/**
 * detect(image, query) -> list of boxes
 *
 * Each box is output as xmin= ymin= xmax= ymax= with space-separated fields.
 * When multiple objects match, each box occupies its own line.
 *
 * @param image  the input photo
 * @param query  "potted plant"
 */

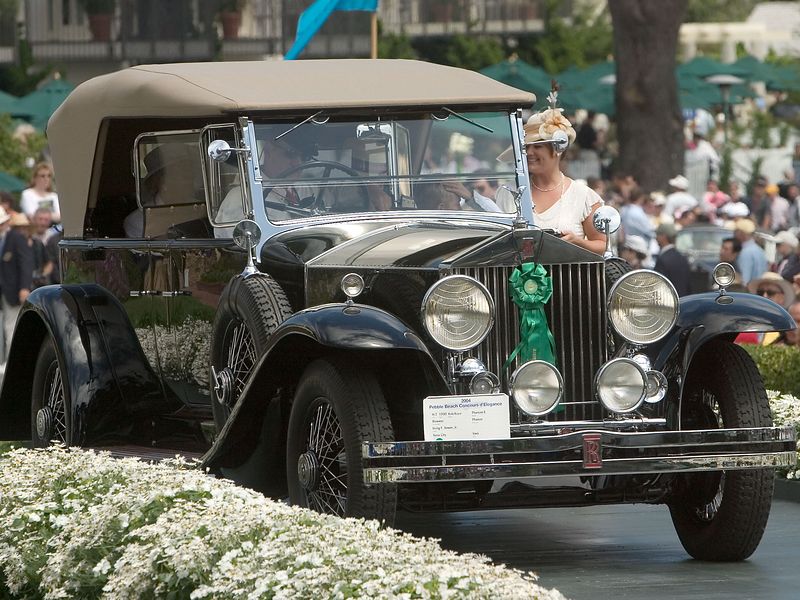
xmin=429 ymin=0 xmax=459 ymax=23
xmin=77 ymin=0 xmax=115 ymax=42
xmin=218 ymin=0 xmax=246 ymax=40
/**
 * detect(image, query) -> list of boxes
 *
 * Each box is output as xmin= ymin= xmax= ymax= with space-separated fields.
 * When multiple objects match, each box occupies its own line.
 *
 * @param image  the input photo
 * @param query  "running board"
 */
xmin=87 ymin=445 xmax=205 ymax=464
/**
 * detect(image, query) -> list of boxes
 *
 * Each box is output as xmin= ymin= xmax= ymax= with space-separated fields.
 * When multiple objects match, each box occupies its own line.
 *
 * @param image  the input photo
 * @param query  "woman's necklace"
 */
xmin=531 ymin=172 xmax=564 ymax=192
xmin=533 ymin=174 xmax=567 ymax=231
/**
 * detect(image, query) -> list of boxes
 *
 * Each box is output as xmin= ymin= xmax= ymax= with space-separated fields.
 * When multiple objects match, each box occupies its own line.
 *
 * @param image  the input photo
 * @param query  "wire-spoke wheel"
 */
xmin=32 ymin=337 xmax=71 ymax=447
xmin=297 ymin=399 xmax=348 ymax=516
xmin=226 ymin=321 xmax=258 ymax=399
xmin=287 ymin=357 xmax=397 ymax=525
xmin=210 ymin=275 xmax=291 ymax=430
xmin=668 ymin=340 xmax=775 ymax=561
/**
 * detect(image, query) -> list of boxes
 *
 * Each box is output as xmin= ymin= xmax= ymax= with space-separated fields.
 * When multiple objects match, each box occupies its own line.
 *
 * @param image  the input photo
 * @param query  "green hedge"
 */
xmin=744 ymin=344 xmax=800 ymax=397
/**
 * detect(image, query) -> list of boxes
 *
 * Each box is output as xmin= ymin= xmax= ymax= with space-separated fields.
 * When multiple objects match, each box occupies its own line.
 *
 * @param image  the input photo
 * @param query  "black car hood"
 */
xmin=268 ymin=218 xmax=602 ymax=271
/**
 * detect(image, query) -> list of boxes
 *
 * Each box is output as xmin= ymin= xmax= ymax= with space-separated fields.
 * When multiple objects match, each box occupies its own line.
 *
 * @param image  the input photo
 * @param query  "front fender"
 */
xmin=204 ymin=303 xmax=445 ymax=470
xmin=651 ymin=291 xmax=794 ymax=375
xmin=269 ymin=302 xmax=433 ymax=352
xmin=0 ymin=284 xmax=164 ymax=442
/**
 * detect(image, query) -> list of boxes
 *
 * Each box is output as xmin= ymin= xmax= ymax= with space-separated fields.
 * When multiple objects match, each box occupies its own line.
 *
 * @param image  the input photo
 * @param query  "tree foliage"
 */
xmin=685 ymin=0 xmax=758 ymax=23
xmin=515 ymin=0 xmax=613 ymax=74
xmin=0 ymin=113 xmax=47 ymax=183
xmin=409 ymin=34 xmax=504 ymax=72
xmin=0 ymin=40 xmax=53 ymax=97
xmin=378 ymin=30 xmax=417 ymax=60
xmin=0 ymin=0 xmax=17 ymax=18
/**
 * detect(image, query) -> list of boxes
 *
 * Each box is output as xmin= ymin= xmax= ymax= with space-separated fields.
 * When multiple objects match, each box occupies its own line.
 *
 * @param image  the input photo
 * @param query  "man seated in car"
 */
xmin=415 ymin=180 xmax=502 ymax=212
xmin=215 ymin=135 xmax=312 ymax=235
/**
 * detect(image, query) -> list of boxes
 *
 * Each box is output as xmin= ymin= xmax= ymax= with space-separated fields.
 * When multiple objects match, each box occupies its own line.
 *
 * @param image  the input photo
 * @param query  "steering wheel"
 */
xmin=265 ymin=160 xmax=373 ymax=215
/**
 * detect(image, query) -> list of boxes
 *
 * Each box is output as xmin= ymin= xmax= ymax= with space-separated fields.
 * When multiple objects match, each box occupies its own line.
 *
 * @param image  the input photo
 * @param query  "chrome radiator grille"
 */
xmin=455 ymin=263 xmax=608 ymax=421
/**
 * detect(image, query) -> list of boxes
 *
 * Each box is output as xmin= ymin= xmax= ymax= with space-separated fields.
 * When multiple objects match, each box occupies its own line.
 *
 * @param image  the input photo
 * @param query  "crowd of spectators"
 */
xmin=574 ymin=157 xmax=800 ymax=348
xmin=0 ymin=163 xmax=61 ymax=367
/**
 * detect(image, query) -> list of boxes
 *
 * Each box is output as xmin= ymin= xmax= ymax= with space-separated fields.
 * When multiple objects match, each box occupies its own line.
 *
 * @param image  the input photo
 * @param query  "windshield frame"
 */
xmin=254 ymin=111 xmax=524 ymax=209
xmin=235 ymin=110 xmax=532 ymax=250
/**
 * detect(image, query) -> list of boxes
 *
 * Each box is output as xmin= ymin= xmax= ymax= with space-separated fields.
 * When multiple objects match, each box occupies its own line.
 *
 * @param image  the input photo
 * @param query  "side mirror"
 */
xmin=232 ymin=219 xmax=262 ymax=277
xmin=592 ymin=205 xmax=621 ymax=259
xmin=208 ymin=139 xmax=232 ymax=162
xmin=207 ymin=139 xmax=249 ymax=162
xmin=593 ymin=205 xmax=621 ymax=235
xmin=551 ymin=130 xmax=569 ymax=154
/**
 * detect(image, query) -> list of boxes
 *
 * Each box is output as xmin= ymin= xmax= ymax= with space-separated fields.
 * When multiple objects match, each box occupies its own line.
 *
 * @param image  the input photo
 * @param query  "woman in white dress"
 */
xmin=520 ymin=105 xmax=606 ymax=255
xmin=21 ymin=162 xmax=60 ymax=223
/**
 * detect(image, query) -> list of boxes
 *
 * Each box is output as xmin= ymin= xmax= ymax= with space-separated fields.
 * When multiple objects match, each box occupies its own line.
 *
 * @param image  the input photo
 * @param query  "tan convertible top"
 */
xmin=48 ymin=59 xmax=535 ymax=237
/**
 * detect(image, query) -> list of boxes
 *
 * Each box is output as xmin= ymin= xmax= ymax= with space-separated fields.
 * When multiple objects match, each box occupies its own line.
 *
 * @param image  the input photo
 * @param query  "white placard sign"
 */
xmin=423 ymin=394 xmax=511 ymax=441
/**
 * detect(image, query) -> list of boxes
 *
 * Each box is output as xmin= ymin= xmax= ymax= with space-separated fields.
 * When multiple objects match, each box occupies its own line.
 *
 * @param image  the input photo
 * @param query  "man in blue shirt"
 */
xmin=620 ymin=188 xmax=655 ymax=247
xmin=733 ymin=218 xmax=767 ymax=285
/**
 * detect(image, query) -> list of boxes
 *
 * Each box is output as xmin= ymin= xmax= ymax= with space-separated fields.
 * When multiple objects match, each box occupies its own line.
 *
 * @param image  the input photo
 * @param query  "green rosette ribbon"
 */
xmin=503 ymin=262 xmax=557 ymax=372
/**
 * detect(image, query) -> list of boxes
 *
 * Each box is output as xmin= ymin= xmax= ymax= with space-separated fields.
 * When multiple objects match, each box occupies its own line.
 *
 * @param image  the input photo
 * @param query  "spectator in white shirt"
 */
xmin=663 ymin=174 xmax=698 ymax=221
xmin=21 ymin=162 xmax=60 ymax=223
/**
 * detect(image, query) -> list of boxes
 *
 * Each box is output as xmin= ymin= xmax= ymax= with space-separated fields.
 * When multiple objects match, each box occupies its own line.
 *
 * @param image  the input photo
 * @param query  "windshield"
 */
xmin=252 ymin=111 xmax=520 ymax=222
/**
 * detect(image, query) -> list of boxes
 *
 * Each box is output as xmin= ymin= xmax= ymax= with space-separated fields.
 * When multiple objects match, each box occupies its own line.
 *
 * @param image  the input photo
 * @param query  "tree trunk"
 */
xmin=609 ymin=0 xmax=687 ymax=192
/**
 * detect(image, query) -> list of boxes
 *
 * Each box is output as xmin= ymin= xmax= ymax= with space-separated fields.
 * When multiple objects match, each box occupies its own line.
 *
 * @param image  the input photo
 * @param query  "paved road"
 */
xmin=396 ymin=493 xmax=800 ymax=600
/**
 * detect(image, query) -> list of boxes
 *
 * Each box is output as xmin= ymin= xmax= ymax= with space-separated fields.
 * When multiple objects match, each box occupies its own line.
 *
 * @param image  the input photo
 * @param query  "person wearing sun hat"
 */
xmin=663 ymin=174 xmax=698 ymax=222
xmin=748 ymin=271 xmax=795 ymax=309
xmin=498 ymin=85 xmax=606 ymax=255
xmin=733 ymin=217 xmax=767 ymax=284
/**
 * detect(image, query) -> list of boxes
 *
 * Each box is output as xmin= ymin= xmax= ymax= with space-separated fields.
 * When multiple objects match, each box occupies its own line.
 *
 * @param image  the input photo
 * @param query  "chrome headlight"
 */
xmin=509 ymin=360 xmax=563 ymax=416
xmin=422 ymin=275 xmax=494 ymax=351
xmin=596 ymin=358 xmax=647 ymax=413
xmin=608 ymin=270 xmax=679 ymax=345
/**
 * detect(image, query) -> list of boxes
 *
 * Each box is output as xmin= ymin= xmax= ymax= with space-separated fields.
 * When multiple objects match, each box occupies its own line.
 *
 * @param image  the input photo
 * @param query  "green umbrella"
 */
xmin=733 ymin=55 xmax=775 ymax=82
xmin=480 ymin=58 xmax=552 ymax=98
xmin=731 ymin=55 xmax=800 ymax=90
xmin=677 ymin=56 xmax=749 ymax=80
xmin=556 ymin=60 xmax=615 ymax=90
xmin=13 ymin=77 xmax=75 ymax=130
xmin=557 ymin=82 xmax=615 ymax=116
xmin=0 ymin=171 xmax=27 ymax=193
xmin=550 ymin=61 xmax=616 ymax=114
xmin=0 ymin=89 xmax=19 ymax=114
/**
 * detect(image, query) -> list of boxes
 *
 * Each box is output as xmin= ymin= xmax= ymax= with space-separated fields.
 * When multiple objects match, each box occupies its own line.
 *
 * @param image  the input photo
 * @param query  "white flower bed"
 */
xmin=768 ymin=390 xmax=800 ymax=480
xmin=0 ymin=447 xmax=566 ymax=599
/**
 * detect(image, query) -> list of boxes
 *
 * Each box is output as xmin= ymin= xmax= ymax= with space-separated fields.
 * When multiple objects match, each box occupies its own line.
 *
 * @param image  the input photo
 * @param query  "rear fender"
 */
xmin=0 ymin=284 xmax=163 ymax=442
xmin=204 ymin=303 xmax=446 ymax=471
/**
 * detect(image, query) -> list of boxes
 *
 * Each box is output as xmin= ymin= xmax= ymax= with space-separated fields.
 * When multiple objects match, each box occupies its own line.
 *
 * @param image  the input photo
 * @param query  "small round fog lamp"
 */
xmin=644 ymin=370 xmax=668 ymax=403
xmin=470 ymin=371 xmax=500 ymax=395
xmin=341 ymin=273 xmax=365 ymax=299
xmin=713 ymin=262 xmax=736 ymax=288
xmin=509 ymin=360 xmax=563 ymax=416
xmin=596 ymin=358 xmax=646 ymax=413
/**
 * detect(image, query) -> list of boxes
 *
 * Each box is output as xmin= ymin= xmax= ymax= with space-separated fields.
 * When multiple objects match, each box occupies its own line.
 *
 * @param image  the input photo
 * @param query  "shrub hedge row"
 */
xmin=744 ymin=344 xmax=800 ymax=397
xmin=0 ymin=447 xmax=565 ymax=600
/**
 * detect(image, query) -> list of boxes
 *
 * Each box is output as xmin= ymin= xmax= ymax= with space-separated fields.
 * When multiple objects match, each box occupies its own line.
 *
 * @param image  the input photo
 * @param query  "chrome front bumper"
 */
xmin=362 ymin=426 xmax=797 ymax=484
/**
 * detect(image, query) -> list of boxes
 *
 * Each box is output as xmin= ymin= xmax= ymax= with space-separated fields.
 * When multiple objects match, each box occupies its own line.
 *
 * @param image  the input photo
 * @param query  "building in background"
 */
xmin=0 ymin=0 xmax=562 ymax=85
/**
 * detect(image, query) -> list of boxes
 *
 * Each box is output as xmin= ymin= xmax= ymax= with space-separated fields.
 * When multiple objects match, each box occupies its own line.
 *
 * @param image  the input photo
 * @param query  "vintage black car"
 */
xmin=0 ymin=60 xmax=795 ymax=562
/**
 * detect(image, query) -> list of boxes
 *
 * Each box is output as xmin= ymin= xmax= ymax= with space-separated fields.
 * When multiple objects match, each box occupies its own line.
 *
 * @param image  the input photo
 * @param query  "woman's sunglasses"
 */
xmin=757 ymin=288 xmax=782 ymax=298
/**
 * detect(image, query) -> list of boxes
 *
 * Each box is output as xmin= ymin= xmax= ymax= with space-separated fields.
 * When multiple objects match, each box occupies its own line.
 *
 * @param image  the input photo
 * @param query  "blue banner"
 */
xmin=285 ymin=0 xmax=379 ymax=60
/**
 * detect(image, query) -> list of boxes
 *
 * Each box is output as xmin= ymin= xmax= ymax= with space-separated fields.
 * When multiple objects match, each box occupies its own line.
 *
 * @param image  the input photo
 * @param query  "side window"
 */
xmin=201 ymin=125 xmax=247 ymax=229
xmin=136 ymin=133 xmax=204 ymax=207
xmin=130 ymin=131 xmax=208 ymax=239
